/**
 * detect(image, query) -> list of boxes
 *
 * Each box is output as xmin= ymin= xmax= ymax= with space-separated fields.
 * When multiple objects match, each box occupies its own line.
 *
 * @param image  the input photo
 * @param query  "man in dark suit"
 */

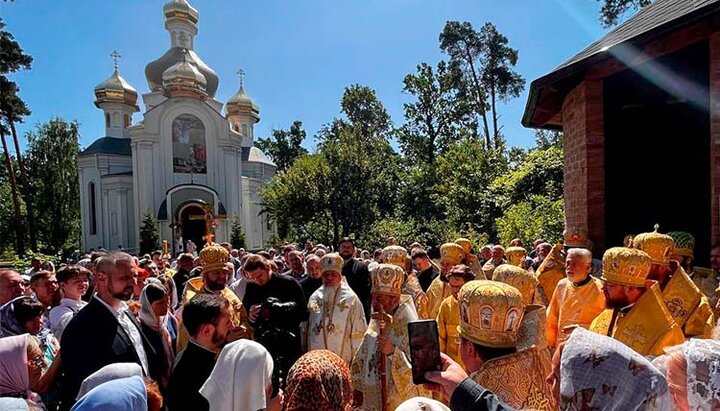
xmin=339 ymin=237 xmax=371 ymax=319
xmin=166 ymin=293 xmax=231 ymax=411
xmin=60 ymin=252 xmax=156 ymax=410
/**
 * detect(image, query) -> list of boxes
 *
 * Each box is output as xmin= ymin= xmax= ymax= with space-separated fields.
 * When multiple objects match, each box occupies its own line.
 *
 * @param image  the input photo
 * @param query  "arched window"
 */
xmin=112 ymin=112 xmax=121 ymax=128
xmin=89 ymin=182 xmax=97 ymax=235
xmin=171 ymin=114 xmax=207 ymax=174
xmin=105 ymin=113 xmax=110 ymax=128
xmin=124 ymin=114 xmax=131 ymax=128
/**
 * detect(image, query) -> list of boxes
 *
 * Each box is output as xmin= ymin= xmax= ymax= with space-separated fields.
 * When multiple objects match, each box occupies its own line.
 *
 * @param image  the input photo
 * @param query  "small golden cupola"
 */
xmin=161 ymin=49 xmax=207 ymax=99
xmin=226 ymin=69 xmax=260 ymax=137
xmin=94 ymin=51 xmax=139 ymax=137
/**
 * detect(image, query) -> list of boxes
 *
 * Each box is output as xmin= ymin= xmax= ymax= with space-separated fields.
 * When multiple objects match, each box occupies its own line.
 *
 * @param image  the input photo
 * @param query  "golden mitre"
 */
xmin=382 ymin=245 xmax=408 ymax=268
xmin=492 ymin=265 xmax=538 ymax=305
xmin=667 ymin=231 xmax=695 ymax=258
xmin=632 ymin=224 xmax=674 ymax=265
xmin=505 ymin=246 xmax=527 ymax=267
xmin=457 ymin=280 xmax=525 ymax=348
xmin=371 ymin=264 xmax=404 ymax=296
xmin=199 ymin=242 xmax=230 ymax=273
xmin=563 ymin=227 xmax=588 ymax=248
xmin=320 ymin=252 xmax=344 ymax=274
xmin=455 ymin=238 xmax=473 ymax=255
xmin=601 ymin=247 xmax=652 ymax=287
xmin=441 ymin=242 xmax=465 ymax=265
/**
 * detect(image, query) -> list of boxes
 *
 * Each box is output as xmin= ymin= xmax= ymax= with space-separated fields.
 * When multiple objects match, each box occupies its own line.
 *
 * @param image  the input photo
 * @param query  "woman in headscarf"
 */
xmin=157 ymin=274 xmax=180 ymax=313
xmin=70 ymin=375 xmax=163 ymax=411
xmin=0 ymin=334 xmax=47 ymax=410
xmin=75 ymin=363 xmax=143 ymax=400
xmin=139 ymin=282 xmax=176 ymax=390
xmin=283 ymin=350 xmax=353 ymax=411
xmin=548 ymin=327 xmax=671 ymax=411
xmin=200 ymin=339 xmax=280 ymax=411
xmin=652 ymin=339 xmax=720 ymax=410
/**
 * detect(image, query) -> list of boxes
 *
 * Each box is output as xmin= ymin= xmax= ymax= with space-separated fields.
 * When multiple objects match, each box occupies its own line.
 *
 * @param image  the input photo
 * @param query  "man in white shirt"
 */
xmin=49 ymin=266 xmax=90 ymax=341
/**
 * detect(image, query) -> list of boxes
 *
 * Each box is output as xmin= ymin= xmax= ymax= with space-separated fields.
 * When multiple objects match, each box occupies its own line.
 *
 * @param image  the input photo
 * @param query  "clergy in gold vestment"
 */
xmin=589 ymin=247 xmax=684 ymax=357
xmin=427 ymin=243 xmax=464 ymax=319
xmin=534 ymin=243 xmax=566 ymax=304
xmin=455 ymin=238 xmax=486 ymax=280
xmin=634 ymin=227 xmax=714 ymax=339
xmin=382 ymin=246 xmax=429 ymax=319
xmin=176 ymin=243 xmax=252 ymax=353
xmin=493 ymin=264 xmax=546 ymax=307
xmin=456 ymin=281 xmax=554 ymax=410
xmin=307 ymin=253 xmax=367 ymax=364
xmin=545 ymin=248 xmax=605 ymax=350
xmin=436 ymin=265 xmax=475 ymax=368
xmin=350 ymin=264 xmax=423 ymax=411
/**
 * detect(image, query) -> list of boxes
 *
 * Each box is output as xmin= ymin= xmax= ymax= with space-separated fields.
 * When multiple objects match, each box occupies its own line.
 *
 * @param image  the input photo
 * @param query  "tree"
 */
xmin=496 ymin=195 xmax=565 ymax=247
xmin=256 ymin=120 xmax=308 ymax=172
xmin=439 ymin=21 xmax=525 ymax=149
xmin=595 ymin=0 xmax=652 ymax=27
xmin=139 ymin=211 xmax=160 ymax=255
xmin=534 ymin=129 xmax=563 ymax=150
xmin=230 ymin=214 xmax=247 ymax=249
xmin=25 ymin=118 xmax=81 ymax=254
xmin=0 ymin=18 xmax=32 ymax=74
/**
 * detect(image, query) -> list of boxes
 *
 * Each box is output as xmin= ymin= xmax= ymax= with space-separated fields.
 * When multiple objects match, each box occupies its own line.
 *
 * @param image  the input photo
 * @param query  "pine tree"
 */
xmin=139 ymin=211 xmax=159 ymax=255
xmin=230 ymin=214 xmax=246 ymax=249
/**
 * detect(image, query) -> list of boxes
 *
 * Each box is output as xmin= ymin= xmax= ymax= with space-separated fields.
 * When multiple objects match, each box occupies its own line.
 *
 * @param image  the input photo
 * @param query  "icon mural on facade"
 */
xmin=172 ymin=114 xmax=207 ymax=174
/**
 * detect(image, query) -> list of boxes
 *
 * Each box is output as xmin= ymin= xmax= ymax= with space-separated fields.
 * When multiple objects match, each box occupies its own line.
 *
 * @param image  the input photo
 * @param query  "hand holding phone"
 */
xmin=408 ymin=319 xmax=442 ymax=385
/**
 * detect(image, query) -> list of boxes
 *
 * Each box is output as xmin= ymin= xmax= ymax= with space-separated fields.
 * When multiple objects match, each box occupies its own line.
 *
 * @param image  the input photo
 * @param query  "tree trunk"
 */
xmin=490 ymin=86 xmax=500 ymax=149
xmin=0 ymin=128 xmax=24 ymax=255
xmin=9 ymin=120 xmax=36 ymax=251
xmin=464 ymin=50 xmax=491 ymax=148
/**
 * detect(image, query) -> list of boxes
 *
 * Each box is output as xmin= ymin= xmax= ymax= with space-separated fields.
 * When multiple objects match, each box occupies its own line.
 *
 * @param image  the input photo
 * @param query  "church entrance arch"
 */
xmin=178 ymin=203 xmax=206 ymax=252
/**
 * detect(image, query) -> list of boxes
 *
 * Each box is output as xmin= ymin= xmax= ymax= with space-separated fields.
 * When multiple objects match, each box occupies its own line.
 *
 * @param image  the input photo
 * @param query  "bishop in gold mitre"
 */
xmin=589 ymin=247 xmax=684 ymax=356
xmin=177 ymin=242 xmax=252 ymax=352
xmin=456 ymin=281 xmax=554 ymax=410
xmin=633 ymin=226 xmax=714 ymax=339
xmin=383 ymin=245 xmax=429 ymax=319
xmin=455 ymin=238 xmax=486 ymax=279
xmin=667 ymin=231 xmax=719 ymax=319
xmin=426 ymin=243 xmax=465 ymax=319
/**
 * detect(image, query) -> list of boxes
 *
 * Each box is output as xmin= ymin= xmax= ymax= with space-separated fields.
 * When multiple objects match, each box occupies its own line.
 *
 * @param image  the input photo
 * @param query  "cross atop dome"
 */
xmin=111 ymin=50 xmax=121 ymax=70
xmin=236 ymin=69 xmax=245 ymax=88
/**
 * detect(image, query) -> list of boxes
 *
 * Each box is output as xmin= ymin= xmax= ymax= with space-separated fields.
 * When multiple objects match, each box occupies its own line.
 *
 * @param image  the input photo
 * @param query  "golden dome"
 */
xmin=94 ymin=68 xmax=138 ymax=110
xmin=226 ymin=72 xmax=260 ymax=121
xmin=162 ymin=49 xmax=207 ymax=97
xmin=163 ymin=0 xmax=199 ymax=25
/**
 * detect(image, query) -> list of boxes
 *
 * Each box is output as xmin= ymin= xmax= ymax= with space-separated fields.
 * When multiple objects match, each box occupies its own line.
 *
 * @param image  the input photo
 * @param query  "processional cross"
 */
xmin=189 ymin=203 xmax=226 ymax=244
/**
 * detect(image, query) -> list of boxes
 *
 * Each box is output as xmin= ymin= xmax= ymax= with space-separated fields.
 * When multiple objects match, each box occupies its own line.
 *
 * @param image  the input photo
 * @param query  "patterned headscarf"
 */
xmin=284 ymin=350 xmax=352 ymax=411
xmin=653 ymin=339 xmax=720 ymax=410
xmin=560 ymin=328 xmax=671 ymax=411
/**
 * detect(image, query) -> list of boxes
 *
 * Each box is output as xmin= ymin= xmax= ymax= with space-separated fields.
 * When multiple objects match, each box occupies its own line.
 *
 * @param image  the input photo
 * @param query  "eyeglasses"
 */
xmin=29 ymin=354 xmax=44 ymax=369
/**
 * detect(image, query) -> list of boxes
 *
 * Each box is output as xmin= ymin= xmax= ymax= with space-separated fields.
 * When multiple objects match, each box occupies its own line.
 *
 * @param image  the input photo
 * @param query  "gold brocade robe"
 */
xmin=403 ymin=274 xmax=429 ymax=319
xmin=471 ymin=346 xmax=554 ymax=411
xmin=466 ymin=254 xmax=487 ymax=280
xmin=589 ymin=282 xmax=684 ymax=357
xmin=545 ymin=277 xmax=606 ymax=349
xmin=307 ymin=283 xmax=367 ymax=365
xmin=350 ymin=295 xmax=424 ymax=411
xmin=690 ymin=267 xmax=719 ymax=319
xmin=661 ymin=267 xmax=714 ymax=339
xmin=176 ymin=277 xmax=252 ymax=353
xmin=535 ymin=244 xmax=566 ymax=304
xmin=426 ymin=276 xmax=451 ymax=320
xmin=517 ymin=305 xmax=552 ymax=382
xmin=436 ymin=295 xmax=463 ymax=368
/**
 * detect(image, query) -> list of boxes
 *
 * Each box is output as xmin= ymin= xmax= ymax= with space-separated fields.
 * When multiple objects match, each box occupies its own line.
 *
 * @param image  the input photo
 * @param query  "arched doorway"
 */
xmin=178 ymin=203 xmax=206 ymax=252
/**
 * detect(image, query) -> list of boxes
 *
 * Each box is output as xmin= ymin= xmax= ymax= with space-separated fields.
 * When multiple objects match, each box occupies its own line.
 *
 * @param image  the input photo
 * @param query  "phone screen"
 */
xmin=407 ymin=319 xmax=442 ymax=385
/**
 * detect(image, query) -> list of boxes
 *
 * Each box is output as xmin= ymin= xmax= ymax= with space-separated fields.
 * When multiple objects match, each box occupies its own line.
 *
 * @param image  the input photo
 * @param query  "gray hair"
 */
xmin=567 ymin=248 xmax=592 ymax=262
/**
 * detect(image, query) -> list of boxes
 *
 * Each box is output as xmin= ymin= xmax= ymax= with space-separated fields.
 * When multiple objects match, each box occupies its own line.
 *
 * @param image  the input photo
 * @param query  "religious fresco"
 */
xmin=172 ymin=114 xmax=207 ymax=174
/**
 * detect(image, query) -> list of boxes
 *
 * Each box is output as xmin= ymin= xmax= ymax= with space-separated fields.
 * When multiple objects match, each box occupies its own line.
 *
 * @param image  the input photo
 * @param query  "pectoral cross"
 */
xmin=189 ymin=203 xmax=226 ymax=244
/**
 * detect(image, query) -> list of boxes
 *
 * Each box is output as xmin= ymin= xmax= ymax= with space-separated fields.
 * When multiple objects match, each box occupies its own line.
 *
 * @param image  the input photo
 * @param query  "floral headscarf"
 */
xmin=560 ymin=328 xmax=671 ymax=411
xmin=284 ymin=350 xmax=352 ymax=411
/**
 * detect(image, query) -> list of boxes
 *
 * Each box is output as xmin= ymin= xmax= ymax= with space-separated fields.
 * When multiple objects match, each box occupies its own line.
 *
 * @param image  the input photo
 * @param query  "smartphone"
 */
xmin=407 ymin=319 xmax=442 ymax=385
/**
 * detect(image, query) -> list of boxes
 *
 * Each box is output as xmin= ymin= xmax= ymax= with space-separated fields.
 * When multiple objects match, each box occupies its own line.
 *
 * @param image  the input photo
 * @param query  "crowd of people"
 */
xmin=0 ymin=229 xmax=719 ymax=410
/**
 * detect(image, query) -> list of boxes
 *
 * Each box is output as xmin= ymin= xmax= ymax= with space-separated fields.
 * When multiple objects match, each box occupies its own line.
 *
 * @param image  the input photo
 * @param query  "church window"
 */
xmin=89 ymin=182 xmax=97 ymax=235
xmin=124 ymin=114 xmax=131 ymax=128
xmin=241 ymin=124 xmax=248 ymax=137
xmin=105 ymin=113 xmax=110 ymax=128
xmin=172 ymin=114 xmax=207 ymax=174
xmin=113 ymin=112 xmax=121 ymax=128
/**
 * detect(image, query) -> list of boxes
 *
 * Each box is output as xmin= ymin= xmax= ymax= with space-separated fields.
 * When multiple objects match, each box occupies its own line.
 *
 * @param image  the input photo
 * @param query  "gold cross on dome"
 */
xmin=236 ymin=69 xmax=245 ymax=87
xmin=110 ymin=50 xmax=121 ymax=70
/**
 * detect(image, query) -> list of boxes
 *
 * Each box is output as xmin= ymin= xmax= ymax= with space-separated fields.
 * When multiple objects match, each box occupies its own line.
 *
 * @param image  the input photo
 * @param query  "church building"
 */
xmin=77 ymin=0 xmax=276 ymax=253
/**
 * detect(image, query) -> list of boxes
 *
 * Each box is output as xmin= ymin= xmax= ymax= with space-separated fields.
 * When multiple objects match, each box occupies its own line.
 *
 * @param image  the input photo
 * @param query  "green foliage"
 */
xmin=0 ymin=18 xmax=32 ymax=74
xmin=596 ymin=0 xmax=652 ymax=27
xmin=256 ymin=120 xmax=308 ymax=172
xmin=496 ymin=196 xmax=565 ymax=247
xmin=139 ymin=211 xmax=160 ymax=255
xmin=230 ymin=214 xmax=247 ymax=249
xmin=492 ymin=145 xmax=564 ymax=210
xmin=25 ymin=118 xmax=81 ymax=254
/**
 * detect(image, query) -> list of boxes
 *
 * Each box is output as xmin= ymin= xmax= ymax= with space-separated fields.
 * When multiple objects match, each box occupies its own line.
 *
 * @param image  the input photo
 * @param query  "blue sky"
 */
xmin=1 ymin=0 xmax=608 ymax=152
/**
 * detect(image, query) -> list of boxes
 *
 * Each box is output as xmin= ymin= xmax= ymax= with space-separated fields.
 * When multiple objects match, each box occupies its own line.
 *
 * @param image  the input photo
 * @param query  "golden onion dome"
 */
xmin=162 ymin=49 xmax=207 ymax=96
xmin=163 ymin=0 xmax=199 ymax=25
xmin=94 ymin=68 xmax=138 ymax=109
xmin=226 ymin=74 xmax=260 ymax=120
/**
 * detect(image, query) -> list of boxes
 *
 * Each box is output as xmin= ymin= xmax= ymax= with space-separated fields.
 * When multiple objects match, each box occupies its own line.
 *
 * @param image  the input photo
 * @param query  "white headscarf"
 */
xmin=560 ymin=327 xmax=671 ymax=411
xmin=200 ymin=339 xmax=274 ymax=411
xmin=76 ymin=362 xmax=142 ymax=400
xmin=394 ymin=397 xmax=450 ymax=411
xmin=139 ymin=282 xmax=174 ymax=377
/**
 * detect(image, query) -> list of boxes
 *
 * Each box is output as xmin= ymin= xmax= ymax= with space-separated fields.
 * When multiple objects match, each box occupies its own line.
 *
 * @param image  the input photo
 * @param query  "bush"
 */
xmin=495 ymin=195 xmax=564 ymax=247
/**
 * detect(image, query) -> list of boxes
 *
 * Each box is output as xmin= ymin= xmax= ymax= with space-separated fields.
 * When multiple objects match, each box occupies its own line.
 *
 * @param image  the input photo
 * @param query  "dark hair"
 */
xmin=145 ymin=282 xmax=167 ymax=304
xmin=411 ymin=248 xmax=429 ymax=260
xmin=56 ymin=265 xmax=91 ymax=283
xmin=338 ymin=237 xmax=355 ymax=248
xmin=151 ymin=251 xmax=162 ymax=258
xmin=243 ymin=254 xmax=269 ymax=272
xmin=257 ymin=251 xmax=271 ymax=260
xmin=13 ymin=297 xmax=45 ymax=325
xmin=89 ymin=251 xmax=106 ymax=264
xmin=182 ymin=294 xmax=229 ymax=337
xmin=448 ymin=264 xmax=474 ymax=282
xmin=29 ymin=270 xmax=53 ymax=284
xmin=466 ymin=337 xmax=517 ymax=362
xmin=156 ymin=275 xmax=175 ymax=295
